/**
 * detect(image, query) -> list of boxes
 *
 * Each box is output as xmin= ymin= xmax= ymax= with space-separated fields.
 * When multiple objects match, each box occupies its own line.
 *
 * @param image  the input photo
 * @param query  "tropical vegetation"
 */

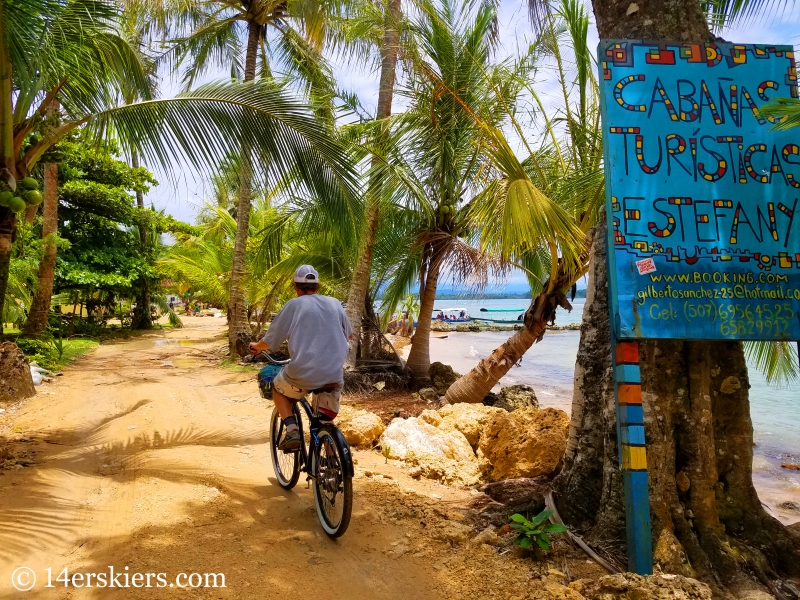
xmin=1 ymin=0 xmax=798 ymax=593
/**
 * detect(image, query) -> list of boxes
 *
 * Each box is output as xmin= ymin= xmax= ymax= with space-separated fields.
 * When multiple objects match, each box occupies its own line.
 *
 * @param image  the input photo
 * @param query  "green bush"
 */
xmin=15 ymin=338 xmax=54 ymax=358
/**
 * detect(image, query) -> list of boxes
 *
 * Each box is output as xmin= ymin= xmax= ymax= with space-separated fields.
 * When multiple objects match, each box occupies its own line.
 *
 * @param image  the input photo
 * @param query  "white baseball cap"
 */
xmin=293 ymin=265 xmax=319 ymax=283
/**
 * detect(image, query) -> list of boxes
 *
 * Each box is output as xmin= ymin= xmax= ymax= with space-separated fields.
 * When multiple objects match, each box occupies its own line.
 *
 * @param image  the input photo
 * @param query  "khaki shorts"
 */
xmin=272 ymin=369 xmax=342 ymax=418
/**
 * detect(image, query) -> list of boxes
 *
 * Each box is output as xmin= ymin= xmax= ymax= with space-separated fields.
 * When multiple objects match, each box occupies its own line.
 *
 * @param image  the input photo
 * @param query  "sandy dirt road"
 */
xmin=0 ymin=320 xmax=591 ymax=599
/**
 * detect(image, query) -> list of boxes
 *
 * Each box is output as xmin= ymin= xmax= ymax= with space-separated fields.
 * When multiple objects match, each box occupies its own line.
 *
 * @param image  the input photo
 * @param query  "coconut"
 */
xmin=24 ymin=190 xmax=43 ymax=205
xmin=0 ymin=191 xmax=12 ymax=207
xmin=8 ymin=196 xmax=27 ymax=213
xmin=20 ymin=177 xmax=38 ymax=191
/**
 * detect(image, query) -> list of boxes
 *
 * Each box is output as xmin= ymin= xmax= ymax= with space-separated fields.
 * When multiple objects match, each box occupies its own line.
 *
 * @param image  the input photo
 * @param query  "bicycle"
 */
xmin=254 ymin=350 xmax=354 ymax=538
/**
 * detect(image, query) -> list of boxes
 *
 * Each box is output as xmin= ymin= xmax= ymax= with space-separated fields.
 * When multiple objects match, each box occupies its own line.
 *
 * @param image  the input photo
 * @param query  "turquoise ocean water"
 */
xmin=428 ymin=298 xmax=800 ymax=524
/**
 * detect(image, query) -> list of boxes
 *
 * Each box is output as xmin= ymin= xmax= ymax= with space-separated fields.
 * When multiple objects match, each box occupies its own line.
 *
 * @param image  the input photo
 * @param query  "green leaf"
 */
xmin=542 ymin=523 xmax=569 ymax=534
xmin=510 ymin=514 xmax=528 ymax=524
xmin=536 ymin=536 xmax=551 ymax=551
xmin=530 ymin=509 xmax=554 ymax=527
xmin=517 ymin=536 xmax=533 ymax=549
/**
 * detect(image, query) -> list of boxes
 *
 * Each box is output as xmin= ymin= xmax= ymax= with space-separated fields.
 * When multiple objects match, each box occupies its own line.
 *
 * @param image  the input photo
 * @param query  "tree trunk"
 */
xmin=227 ymin=20 xmax=260 ymax=354
xmin=343 ymin=0 xmax=402 ymax=369
xmin=551 ymin=5 xmax=800 ymax=596
xmin=445 ymin=286 xmax=570 ymax=403
xmin=0 ymin=219 xmax=12 ymax=334
xmin=129 ymin=148 xmax=152 ymax=330
xmin=555 ymin=218 xmax=800 ymax=597
xmin=21 ymin=162 xmax=58 ymax=337
xmin=405 ymin=253 xmax=441 ymax=382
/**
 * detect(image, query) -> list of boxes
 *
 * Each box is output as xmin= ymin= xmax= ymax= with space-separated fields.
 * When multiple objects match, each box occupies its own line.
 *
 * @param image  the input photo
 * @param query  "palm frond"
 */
xmin=745 ymin=341 xmax=799 ymax=386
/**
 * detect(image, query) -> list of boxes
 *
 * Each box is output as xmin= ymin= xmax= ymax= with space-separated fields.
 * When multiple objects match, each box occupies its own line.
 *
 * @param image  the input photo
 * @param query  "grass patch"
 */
xmin=57 ymin=339 xmax=99 ymax=367
xmin=16 ymin=337 xmax=99 ymax=371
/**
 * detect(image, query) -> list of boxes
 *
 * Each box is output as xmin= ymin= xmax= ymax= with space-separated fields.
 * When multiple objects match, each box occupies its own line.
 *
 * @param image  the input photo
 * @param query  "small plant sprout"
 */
xmin=381 ymin=445 xmax=391 ymax=464
xmin=509 ymin=509 xmax=568 ymax=551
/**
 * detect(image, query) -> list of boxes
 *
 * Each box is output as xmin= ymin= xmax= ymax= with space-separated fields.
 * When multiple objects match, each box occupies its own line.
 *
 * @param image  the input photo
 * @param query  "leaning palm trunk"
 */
xmin=21 ymin=162 xmax=58 ymax=337
xmin=344 ymin=0 xmax=402 ymax=369
xmin=227 ymin=21 xmax=259 ymax=353
xmin=405 ymin=251 xmax=442 ymax=381
xmin=444 ymin=270 xmax=574 ymax=403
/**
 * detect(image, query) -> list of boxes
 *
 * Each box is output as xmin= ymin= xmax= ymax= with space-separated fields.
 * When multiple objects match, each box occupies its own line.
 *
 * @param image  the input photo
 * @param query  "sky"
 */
xmin=140 ymin=3 xmax=800 ymax=291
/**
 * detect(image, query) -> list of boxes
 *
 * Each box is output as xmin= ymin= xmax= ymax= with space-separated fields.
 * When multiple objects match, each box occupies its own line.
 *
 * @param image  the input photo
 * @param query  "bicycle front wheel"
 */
xmin=269 ymin=407 xmax=300 ymax=490
xmin=312 ymin=427 xmax=353 ymax=538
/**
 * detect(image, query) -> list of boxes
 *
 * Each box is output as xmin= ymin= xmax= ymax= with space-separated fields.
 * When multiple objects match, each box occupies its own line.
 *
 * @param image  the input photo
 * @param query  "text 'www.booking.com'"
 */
xmin=11 ymin=566 xmax=226 ymax=592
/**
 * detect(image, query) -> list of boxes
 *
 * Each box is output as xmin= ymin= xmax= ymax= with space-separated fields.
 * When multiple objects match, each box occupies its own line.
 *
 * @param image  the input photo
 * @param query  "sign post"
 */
xmin=598 ymin=40 xmax=800 ymax=573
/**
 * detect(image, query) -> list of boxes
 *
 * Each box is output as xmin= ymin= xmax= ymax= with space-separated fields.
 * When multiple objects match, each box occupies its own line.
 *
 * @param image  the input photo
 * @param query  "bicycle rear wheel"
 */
xmin=312 ymin=426 xmax=353 ymax=538
xmin=269 ymin=407 xmax=300 ymax=490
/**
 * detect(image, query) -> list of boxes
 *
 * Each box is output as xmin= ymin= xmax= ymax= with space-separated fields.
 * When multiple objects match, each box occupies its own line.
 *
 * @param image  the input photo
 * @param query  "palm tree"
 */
xmin=139 ymin=0 xmax=352 ymax=352
xmin=339 ymin=0 xmax=404 ymax=369
xmin=371 ymin=0 xmax=584 ymax=381
xmin=444 ymin=0 xmax=600 ymax=402
xmin=1 ymin=0 xmax=357 ymax=336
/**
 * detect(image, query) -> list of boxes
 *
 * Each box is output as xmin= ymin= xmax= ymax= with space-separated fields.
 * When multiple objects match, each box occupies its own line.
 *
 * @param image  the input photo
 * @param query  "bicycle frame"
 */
xmin=290 ymin=396 xmax=323 ymax=482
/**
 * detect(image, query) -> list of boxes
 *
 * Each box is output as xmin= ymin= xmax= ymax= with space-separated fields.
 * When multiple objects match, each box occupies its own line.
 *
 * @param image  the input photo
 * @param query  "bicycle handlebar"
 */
xmin=260 ymin=351 xmax=291 ymax=366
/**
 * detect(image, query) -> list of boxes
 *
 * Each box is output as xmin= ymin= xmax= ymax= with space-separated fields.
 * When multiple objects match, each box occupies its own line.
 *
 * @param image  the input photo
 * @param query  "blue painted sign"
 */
xmin=599 ymin=41 xmax=800 ymax=340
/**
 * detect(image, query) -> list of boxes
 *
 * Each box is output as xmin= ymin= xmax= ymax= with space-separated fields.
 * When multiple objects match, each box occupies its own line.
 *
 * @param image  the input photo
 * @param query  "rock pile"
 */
xmin=431 ymin=320 xmax=450 ymax=332
xmin=380 ymin=416 xmax=481 ymax=485
xmin=479 ymin=407 xmax=570 ymax=480
xmin=580 ymin=573 xmax=713 ymax=599
xmin=378 ymin=400 xmax=570 ymax=486
xmin=335 ymin=406 xmax=385 ymax=447
xmin=486 ymin=384 xmax=539 ymax=412
xmin=429 ymin=361 xmax=461 ymax=395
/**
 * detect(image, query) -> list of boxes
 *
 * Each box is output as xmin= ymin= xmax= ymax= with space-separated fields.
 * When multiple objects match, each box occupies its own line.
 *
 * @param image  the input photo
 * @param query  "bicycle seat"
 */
xmin=311 ymin=384 xmax=338 ymax=394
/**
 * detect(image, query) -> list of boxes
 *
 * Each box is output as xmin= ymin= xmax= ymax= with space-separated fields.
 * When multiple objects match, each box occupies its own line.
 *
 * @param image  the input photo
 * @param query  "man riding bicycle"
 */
xmin=249 ymin=265 xmax=353 ymax=452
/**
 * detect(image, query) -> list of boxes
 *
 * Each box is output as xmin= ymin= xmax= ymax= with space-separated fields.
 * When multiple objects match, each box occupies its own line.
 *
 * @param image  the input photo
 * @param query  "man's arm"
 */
xmin=250 ymin=300 xmax=293 ymax=354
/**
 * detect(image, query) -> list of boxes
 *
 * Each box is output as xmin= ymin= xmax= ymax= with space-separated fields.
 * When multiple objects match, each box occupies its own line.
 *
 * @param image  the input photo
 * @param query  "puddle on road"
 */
xmin=173 ymin=358 xmax=200 ymax=368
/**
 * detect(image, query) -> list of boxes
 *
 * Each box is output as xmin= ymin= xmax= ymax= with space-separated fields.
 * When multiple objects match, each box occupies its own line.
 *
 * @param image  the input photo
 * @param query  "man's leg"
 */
xmin=271 ymin=372 xmax=306 ymax=451
xmin=272 ymin=388 xmax=294 ymax=420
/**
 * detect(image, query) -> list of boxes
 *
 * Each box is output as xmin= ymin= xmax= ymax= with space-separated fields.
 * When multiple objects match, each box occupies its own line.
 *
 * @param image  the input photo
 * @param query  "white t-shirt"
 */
xmin=262 ymin=294 xmax=352 ymax=389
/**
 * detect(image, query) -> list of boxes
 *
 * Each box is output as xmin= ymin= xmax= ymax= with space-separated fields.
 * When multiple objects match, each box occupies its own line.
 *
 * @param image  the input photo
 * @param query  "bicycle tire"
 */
xmin=312 ymin=426 xmax=353 ymax=538
xmin=269 ymin=407 xmax=300 ymax=490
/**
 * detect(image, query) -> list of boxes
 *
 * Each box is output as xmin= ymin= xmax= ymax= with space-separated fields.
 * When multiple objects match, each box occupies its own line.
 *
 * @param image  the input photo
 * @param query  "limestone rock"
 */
xmin=429 ymin=361 xmax=461 ymax=395
xmin=418 ymin=409 xmax=442 ymax=427
xmin=431 ymin=320 xmax=450 ymax=332
xmin=380 ymin=417 xmax=475 ymax=462
xmin=0 ymin=343 xmax=35 ymax=405
xmin=455 ymin=323 xmax=472 ymax=332
xmin=437 ymin=402 xmax=504 ymax=449
xmin=471 ymin=526 xmax=502 ymax=547
xmin=418 ymin=387 xmax=440 ymax=403
xmin=335 ymin=406 xmax=385 ymax=447
xmin=432 ymin=521 xmax=473 ymax=543
xmin=479 ymin=407 xmax=569 ymax=481
xmin=404 ymin=452 xmax=482 ymax=486
xmin=494 ymin=384 xmax=539 ymax=412
xmin=380 ymin=417 xmax=480 ymax=485
xmin=583 ymin=573 xmax=712 ymax=599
